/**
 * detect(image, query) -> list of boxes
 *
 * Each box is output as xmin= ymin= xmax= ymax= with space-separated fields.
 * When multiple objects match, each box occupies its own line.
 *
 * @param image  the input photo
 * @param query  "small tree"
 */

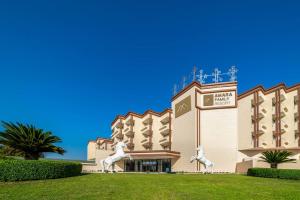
xmin=260 ymin=150 xmax=296 ymax=169
xmin=0 ymin=121 xmax=65 ymax=160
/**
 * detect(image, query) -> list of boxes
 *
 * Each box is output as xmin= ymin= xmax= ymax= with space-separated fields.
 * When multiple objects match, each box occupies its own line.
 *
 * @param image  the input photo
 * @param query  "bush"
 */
xmin=247 ymin=168 xmax=300 ymax=180
xmin=0 ymin=159 xmax=82 ymax=181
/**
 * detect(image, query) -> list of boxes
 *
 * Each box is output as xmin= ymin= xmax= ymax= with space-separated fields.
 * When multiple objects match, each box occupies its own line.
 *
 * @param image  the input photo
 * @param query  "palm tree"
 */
xmin=0 ymin=121 xmax=65 ymax=160
xmin=260 ymin=150 xmax=296 ymax=169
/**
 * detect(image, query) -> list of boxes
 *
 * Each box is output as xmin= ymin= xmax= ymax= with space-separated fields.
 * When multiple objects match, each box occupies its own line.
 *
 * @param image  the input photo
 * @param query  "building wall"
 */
xmin=200 ymin=108 xmax=238 ymax=172
xmin=111 ymin=110 xmax=172 ymax=152
xmin=171 ymin=85 xmax=197 ymax=172
xmin=88 ymin=82 xmax=300 ymax=173
xmin=238 ymin=85 xmax=300 ymax=152
xmin=87 ymin=141 xmax=96 ymax=160
xmin=237 ymin=94 xmax=253 ymax=151
xmin=237 ymin=84 xmax=300 ymax=171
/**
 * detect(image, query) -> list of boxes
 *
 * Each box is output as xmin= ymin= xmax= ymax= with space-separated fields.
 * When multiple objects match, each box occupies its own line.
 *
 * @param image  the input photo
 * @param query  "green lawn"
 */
xmin=0 ymin=174 xmax=300 ymax=200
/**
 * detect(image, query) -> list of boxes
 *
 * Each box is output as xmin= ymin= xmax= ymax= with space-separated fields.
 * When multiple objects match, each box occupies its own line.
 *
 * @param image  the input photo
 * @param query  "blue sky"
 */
xmin=0 ymin=0 xmax=300 ymax=160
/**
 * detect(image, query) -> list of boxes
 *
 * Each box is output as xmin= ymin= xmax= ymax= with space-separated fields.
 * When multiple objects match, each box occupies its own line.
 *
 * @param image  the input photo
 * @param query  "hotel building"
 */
xmin=86 ymin=77 xmax=300 ymax=173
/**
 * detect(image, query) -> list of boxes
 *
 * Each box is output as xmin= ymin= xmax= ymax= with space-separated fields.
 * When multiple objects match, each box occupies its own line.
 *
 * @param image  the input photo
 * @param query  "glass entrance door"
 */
xmin=124 ymin=159 xmax=171 ymax=172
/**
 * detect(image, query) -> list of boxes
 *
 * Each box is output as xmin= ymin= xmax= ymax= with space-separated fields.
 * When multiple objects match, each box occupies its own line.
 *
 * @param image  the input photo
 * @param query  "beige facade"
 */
xmin=86 ymin=82 xmax=300 ymax=173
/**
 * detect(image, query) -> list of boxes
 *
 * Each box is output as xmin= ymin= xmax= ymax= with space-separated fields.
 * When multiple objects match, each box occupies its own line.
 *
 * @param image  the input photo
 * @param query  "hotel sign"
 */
xmin=175 ymin=96 xmax=191 ymax=118
xmin=196 ymin=90 xmax=237 ymax=109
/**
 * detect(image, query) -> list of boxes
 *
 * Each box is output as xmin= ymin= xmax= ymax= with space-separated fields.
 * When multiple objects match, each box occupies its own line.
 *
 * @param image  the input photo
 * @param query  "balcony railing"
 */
xmin=295 ymin=130 xmax=300 ymax=138
xmin=272 ymin=94 xmax=286 ymax=105
xmin=142 ymin=141 xmax=153 ymax=149
xmin=127 ymin=142 xmax=135 ymax=150
xmin=251 ymin=130 xmax=265 ymax=138
xmin=272 ymin=112 xmax=286 ymax=122
xmin=295 ymin=112 xmax=299 ymax=122
xmin=251 ymin=96 xmax=264 ymax=107
xmin=160 ymin=116 xmax=171 ymax=125
xmin=125 ymin=119 xmax=135 ymax=126
xmin=143 ymin=117 xmax=153 ymax=125
xmin=142 ymin=130 xmax=153 ymax=137
xmin=294 ymin=96 xmax=299 ymax=105
xmin=115 ymin=122 xmax=124 ymax=129
xmin=159 ymin=139 xmax=171 ymax=148
xmin=115 ymin=132 xmax=124 ymax=140
xmin=273 ymin=129 xmax=286 ymax=137
xmin=125 ymin=130 xmax=135 ymax=138
xmin=160 ymin=129 xmax=170 ymax=137
xmin=251 ymin=113 xmax=265 ymax=122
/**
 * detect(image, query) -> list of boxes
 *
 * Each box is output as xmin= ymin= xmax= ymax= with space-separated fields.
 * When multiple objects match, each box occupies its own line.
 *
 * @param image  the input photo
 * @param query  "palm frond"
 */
xmin=0 ymin=121 xmax=65 ymax=160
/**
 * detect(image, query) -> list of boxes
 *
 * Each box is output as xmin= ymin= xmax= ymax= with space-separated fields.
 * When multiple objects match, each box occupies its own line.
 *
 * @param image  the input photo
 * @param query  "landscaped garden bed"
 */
xmin=247 ymin=167 xmax=300 ymax=180
xmin=0 ymin=159 xmax=82 ymax=181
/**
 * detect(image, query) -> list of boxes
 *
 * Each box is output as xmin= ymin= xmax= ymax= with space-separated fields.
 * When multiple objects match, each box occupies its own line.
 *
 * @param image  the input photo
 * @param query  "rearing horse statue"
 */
xmin=190 ymin=145 xmax=214 ymax=173
xmin=100 ymin=141 xmax=132 ymax=173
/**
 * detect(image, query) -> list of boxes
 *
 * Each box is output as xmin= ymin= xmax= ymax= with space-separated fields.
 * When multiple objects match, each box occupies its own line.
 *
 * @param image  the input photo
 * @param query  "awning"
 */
xmin=124 ymin=150 xmax=180 ymax=159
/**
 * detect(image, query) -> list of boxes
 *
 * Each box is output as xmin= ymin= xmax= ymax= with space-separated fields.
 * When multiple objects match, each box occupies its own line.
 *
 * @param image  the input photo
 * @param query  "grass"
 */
xmin=0 ymin=173 xmax=300 ymax=200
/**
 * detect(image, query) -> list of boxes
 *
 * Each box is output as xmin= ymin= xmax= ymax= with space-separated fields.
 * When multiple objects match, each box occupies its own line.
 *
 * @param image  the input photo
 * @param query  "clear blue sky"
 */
xmin=0 ymin=0 xmax=300 ymax=160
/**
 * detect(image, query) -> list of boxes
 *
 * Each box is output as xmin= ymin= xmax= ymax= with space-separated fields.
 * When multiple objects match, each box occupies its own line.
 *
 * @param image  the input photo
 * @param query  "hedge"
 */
xmin=0 ymin=159 xmax=82 ymax=181
xmin=247 ymin=168 xmax=300 ymax=180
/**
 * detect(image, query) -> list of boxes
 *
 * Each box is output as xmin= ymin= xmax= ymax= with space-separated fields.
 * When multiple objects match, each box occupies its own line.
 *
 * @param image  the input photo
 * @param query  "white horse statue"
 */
xmin=190 ymin=145 xmax=214 ymax=173
xmin=100 ymin=141 xmax=132 ymax=173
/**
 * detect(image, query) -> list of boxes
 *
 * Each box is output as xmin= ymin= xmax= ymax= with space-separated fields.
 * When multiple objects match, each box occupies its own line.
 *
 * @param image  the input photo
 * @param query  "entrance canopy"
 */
xmin=124 ymin=150 xmax=180 ymax=159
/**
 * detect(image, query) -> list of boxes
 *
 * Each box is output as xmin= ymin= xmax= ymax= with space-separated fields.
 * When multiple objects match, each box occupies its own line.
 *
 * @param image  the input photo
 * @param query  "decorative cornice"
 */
xmin=238 ymin=83 xmax=300 ymax=100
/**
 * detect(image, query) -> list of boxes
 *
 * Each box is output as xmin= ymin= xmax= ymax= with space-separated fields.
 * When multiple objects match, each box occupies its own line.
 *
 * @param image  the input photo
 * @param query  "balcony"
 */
xmin=272 ymin=112 xmax=286 ymax=122
xmin=143 ymin=117 xmax=153 ymax=125
xmin=125 ymin=119 xmax=135 ymax=126
xmin=127 ymin=142 xmax=135 ymax=150
xmin=160 ymin=116 xmax=171 ymax=125
xmin=272 ymin=94 xmax=286 ymax=105
xmin=160 ymin=129 xmax=170 ymax=137
xmin=125 ymin=130 xmax=135 ymax=138
xmin=115 ymin=132 xmax=124 ymax=140
xmin=142 ymin=130 xmax=153 ymax=137
xmin=251 ymin=96 xmax=265 ymax=107
xmin=295 ymin=130 xmax=300 ymax=138
xmin=294 ymin=96 xmax=299 ymax=105
xmin=251 ymin=130 xmax=265 ymax=138
xmin=159 ymin=139 xmax=171 ymax=148
xmin=251 ymin=113 xmax=265 ymax=122
xmin=115 ymin=122 xmax=124 ymax=129
xmin=273 ymin=129 xmax=286 ymax=137
xmin=142 ymin=140 xmax=153 ymax=149
xmin=295 ymin=112 xmax=299 ymax=122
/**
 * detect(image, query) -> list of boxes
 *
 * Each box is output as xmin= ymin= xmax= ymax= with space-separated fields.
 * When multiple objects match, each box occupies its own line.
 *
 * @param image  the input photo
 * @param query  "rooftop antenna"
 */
xmin=212 ymin=68 xmax=222 ymax=83
xmin=228 ymin=66 xmax=238 ymax=82
xmin=197 ymin=68 xmax=207 ymax=84
xmin=182 ymin=76 xmax=187 ymax=89
xmin=192 ymin=65 xmax=197 ymax=81
xmin=173 ymin=84 xmax=178 ymax=96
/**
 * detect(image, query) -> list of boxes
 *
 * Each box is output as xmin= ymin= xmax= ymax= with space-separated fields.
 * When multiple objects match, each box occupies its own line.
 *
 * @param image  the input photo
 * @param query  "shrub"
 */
xmin=247 ymin=168 xmax=300 ymax=180
xmin=0 ymin=159 xmax=82 ymax=181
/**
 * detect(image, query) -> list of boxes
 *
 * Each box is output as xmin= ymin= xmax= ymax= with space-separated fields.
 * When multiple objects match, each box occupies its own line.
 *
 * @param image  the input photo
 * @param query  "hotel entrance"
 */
xmin=124 ymin=159 xmax=171 ymax=172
